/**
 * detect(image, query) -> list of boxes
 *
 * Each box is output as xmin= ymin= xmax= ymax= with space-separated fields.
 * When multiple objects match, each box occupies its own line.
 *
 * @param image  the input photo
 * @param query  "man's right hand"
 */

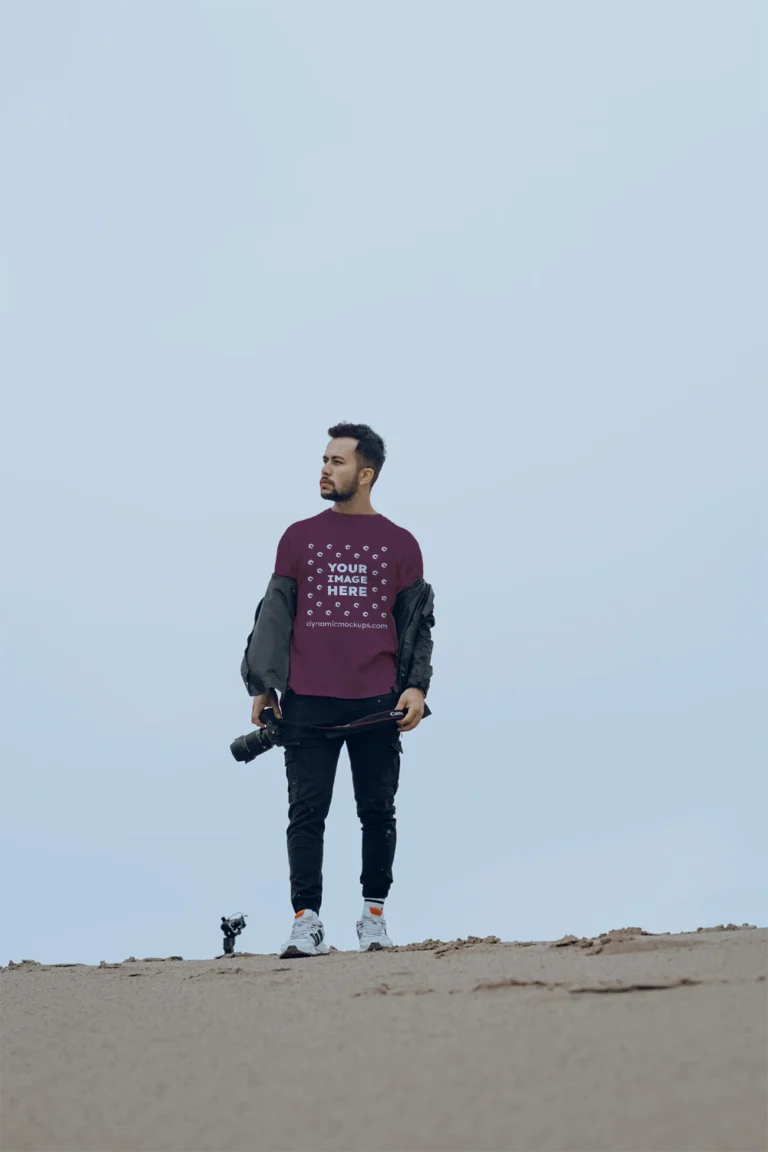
xmin=251 ymin=689 xmax=282 ymax=727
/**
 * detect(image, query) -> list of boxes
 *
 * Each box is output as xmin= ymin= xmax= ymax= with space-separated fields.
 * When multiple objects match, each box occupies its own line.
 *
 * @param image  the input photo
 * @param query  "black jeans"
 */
xmin=280 ymin=690 xmax=402 ymax=914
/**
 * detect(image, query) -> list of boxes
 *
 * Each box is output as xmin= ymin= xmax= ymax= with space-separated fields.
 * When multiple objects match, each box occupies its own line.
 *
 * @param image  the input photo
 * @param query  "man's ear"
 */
xmin=359 ymin=467 xmax=374 ymax=490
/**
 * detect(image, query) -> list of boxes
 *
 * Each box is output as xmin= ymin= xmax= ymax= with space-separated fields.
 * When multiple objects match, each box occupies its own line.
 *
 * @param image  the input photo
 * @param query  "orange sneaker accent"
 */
xmin=295 ymin=910 xmax=306 ymax=918
xmin=369 ymin=906 xmax=383 ymax=916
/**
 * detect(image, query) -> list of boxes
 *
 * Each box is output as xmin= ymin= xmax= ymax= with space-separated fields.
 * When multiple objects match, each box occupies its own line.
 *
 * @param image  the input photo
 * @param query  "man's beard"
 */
xmin=321 ymin=476 xmax=359 ymax=503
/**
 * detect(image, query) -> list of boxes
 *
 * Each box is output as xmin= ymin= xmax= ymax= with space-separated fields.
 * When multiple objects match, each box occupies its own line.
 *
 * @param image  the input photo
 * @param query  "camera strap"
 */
xmin=316 ymin=703 xmax=431 ymax=738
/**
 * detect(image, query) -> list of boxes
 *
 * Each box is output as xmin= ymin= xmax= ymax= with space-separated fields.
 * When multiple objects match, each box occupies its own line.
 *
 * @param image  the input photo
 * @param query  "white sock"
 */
xmin=364 ymin=899 xmax=385 ymax=916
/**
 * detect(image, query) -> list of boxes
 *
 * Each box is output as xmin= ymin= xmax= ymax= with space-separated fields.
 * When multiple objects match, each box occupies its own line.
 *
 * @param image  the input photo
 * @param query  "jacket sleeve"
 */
xmin=406 ymin=607 xmax=434 ymax=696
xmin=240 ymin=574 xmax=297 ymax=696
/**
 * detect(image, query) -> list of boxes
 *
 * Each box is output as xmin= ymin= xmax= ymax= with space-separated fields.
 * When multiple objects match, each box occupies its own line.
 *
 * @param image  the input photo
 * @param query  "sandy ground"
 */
xmin=1 ymin=925 xmax=766 ymax=1152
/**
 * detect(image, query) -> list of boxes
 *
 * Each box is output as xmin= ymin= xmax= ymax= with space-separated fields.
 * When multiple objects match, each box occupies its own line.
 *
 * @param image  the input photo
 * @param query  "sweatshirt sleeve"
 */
xmin=274 ymin=527 xmax=298 ymax=580
xmin=398 ymin=531 xmax=424 ymax=591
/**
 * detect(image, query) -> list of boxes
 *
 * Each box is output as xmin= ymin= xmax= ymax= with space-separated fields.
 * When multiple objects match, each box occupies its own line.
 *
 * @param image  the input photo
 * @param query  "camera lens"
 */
xmin=230 ymin=727 xmax=274 ymax=763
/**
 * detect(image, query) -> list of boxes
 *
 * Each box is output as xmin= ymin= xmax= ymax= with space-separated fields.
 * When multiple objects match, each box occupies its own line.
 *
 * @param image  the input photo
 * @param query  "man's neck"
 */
xmin=330 ymin=495 xmax=377 ymax=516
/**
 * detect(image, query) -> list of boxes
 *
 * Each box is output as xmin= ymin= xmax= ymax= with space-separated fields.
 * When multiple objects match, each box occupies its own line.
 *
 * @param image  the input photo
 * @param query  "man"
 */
xmin=241 ymin=423 xmax=435 ymax=958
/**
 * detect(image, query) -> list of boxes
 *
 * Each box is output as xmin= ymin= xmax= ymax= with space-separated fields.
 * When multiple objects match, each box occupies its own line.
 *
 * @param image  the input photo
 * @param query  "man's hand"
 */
xmin=251 ymin=689 xmax=282 ymax=727
xmin=395 ymin=687 xmax=425 ymax=733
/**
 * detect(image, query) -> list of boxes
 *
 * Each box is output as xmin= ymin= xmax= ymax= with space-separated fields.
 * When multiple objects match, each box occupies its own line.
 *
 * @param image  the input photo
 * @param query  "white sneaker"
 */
xmin=280 ymin=910 xmax=330 ymax=958
xmin=357 ymin=907 xmax=394 ymax=952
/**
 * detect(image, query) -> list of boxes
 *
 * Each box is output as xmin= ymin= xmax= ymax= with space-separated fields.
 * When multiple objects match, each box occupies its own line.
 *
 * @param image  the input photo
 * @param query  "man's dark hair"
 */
xmin=327 ymin=423 xmax=387 ymax=487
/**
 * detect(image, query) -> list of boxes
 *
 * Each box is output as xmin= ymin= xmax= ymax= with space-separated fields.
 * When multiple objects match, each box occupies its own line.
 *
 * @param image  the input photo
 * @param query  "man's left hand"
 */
xmin=395 ymin=687 xmax=425 ymax=733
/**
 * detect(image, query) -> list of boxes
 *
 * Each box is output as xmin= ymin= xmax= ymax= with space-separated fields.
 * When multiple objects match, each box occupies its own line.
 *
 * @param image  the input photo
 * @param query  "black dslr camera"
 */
xmin=230 ymin=707 xmax=283 ymax=763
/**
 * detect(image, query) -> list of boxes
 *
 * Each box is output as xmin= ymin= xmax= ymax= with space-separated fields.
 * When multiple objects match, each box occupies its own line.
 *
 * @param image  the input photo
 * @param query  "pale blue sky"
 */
xmin=1 ymin=1 xmax=765 ymax=964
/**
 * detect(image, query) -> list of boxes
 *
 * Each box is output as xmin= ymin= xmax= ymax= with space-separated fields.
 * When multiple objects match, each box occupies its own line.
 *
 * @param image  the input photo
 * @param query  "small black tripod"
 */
xmin=221 ymin=914 xmax=247 ymax=955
